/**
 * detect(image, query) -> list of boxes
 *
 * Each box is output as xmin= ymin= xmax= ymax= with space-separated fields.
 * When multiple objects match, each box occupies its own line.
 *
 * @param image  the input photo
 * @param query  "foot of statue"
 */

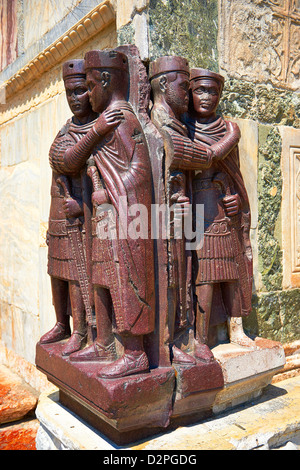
xmin=61 ymin=331 xmax=87 ymax=356
xmin=98 ymin=352 xmax=149 ymax=379
xmin=194 ymin=341 xmax=215 ymax=363
xmin=39 ymin=322 xmax=71 ymax=344
xmin=171 ymin=345 xmax=196 ymax=365
xmin=230 ymin=333 xmax=257 ymax=348
xmin=69 ymin=341 xmax=116 ymax=362
xmin=228 ymin=317 xmax=257 ymax=349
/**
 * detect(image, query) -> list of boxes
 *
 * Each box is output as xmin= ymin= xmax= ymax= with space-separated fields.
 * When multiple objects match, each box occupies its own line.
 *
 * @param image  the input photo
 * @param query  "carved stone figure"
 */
xmin=149 ymin=56 xmax=211 ymax=364
xmin=39 ymin=60 xmax=98 ymax=356
xmin=185 ymin=68 xmax=254 ymax=348
xmin=69 ymin=50 xmax=156 ymax=379
xmin=149 ymin=56 xmax=243 ymax=362
xmin=35 ymin=50 xmax=286 ymax=446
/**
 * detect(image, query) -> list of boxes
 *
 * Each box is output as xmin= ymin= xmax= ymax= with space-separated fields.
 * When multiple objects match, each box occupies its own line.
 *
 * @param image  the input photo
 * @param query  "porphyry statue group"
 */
xmin=39 ymin=48 xmax=254 ymax=380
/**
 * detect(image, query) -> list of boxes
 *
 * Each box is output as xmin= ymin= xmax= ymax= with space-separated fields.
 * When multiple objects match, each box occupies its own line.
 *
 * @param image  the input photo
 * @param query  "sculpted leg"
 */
xmin=61 ymin=281 xmax=87 ymax=356
xmin=40 ymin=277 xmax=71 ymax=344
xmin=221 ymin=282 xmax=256 ymax=348
xmin=69 ymin=286 xmax=116 ymax=362
xmin=194 ymin=283 xmax=215 ymax=362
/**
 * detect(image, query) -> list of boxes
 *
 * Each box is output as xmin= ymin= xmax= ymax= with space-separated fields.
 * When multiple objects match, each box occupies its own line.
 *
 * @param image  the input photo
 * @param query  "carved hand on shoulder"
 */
xmin=211 ymin=121 xmax=241 ymax=160
xmin=62 ymin=198 xmax=83 ymax=218
xmin=94 ymin=109 xmax=124 ymax=137
xmin=226 ymin=121 xmax=241 ymax=137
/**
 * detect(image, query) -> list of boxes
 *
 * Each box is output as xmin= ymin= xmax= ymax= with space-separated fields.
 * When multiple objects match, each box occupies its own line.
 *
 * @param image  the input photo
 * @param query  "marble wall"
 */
xmin=0 ymin=1 xmax=117 ymax=368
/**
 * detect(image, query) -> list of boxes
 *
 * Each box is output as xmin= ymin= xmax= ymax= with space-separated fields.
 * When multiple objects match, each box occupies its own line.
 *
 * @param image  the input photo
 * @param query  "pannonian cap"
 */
xmin=63 ymin=60 xmax=86 ymax=80
xmin=84 ymin=49 xmax=129 ymax=72
xmin=149 ymin=56 xmax=189 ymax=80
xmin=190 ymin=68 xmax=224 ymax=90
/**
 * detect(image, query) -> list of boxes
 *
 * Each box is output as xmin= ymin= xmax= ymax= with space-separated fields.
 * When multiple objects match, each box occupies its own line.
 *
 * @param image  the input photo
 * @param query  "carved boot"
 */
xmin=98 ymin=352 xmax=149 ymax=379
xmin=228 ymin=317 xmax=257 ymax=349
xmin=39 ymin=322 xmax=71 ymax=344
xmin=171 ymin=345 xmax=196 ymax=365
xmin=69 ymin=341 xmax=116 ymax=362
xmin=61 ymin=331 xmax=87 ymax=356
xmin=194 ymin=341 xmax=215 ymax=363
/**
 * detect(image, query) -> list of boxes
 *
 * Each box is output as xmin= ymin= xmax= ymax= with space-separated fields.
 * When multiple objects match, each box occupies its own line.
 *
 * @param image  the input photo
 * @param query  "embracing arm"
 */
xmin=169 ymin=133 xmax=214 ymax=171
xmin=211 ymin=121 xmax=241 ymax=161
xmin=64 ymin=109 xmax=124 ymax=173
xmin=49 ymin=109 xmax=124 ymax=174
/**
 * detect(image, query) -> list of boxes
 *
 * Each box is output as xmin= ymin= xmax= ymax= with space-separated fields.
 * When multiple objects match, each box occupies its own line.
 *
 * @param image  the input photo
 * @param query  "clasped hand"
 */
xmin=62 ymin=198 xmax=83 ymax=218
xmin=223 ymin=193 xmax=240 ymax=217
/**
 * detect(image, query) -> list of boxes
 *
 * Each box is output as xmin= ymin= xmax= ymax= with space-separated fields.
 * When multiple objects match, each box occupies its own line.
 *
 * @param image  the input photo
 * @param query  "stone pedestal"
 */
xmin=212 ymin=338 xmax=286 ymax=413
xmin=36 ymin=337 xmax=285 ymax=445
xmin=36 ymin=342 xmax=175 ymax=445
xmin=171 ymin=359 xmax=224 ymax=424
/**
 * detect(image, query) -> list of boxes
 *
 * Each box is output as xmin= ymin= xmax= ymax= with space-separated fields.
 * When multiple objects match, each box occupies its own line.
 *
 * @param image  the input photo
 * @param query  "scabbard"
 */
xmin=66 ymin=219 xmax=95 ymax=327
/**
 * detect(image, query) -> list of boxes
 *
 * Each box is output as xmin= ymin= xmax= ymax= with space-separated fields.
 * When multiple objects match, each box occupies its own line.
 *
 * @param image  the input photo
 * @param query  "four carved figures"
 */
xmin=39 ymin=49 xmax=254 ymax=378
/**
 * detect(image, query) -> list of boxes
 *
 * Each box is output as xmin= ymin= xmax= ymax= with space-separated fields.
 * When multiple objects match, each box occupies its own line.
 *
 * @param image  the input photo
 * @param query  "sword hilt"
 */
xmin=57 ymin=175 xmax=72 ymax=199
xmin=213 ymin=172 xmax=231 ymax=197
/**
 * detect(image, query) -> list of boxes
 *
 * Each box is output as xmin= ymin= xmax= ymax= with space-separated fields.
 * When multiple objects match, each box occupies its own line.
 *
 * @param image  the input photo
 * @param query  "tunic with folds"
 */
xmin=185 ymin=115 xmax=253 ymax=316
xmin=91 ymin=101 xmax=155 ymax=337
xmin=47 ymin=118 xmax=96 ymax=282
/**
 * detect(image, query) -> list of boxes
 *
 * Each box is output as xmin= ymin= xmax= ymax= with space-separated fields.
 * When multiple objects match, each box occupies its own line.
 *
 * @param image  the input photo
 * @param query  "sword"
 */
xmin=169 ymin=171 xmax=189 ymax=331
xmin=57 ymin=175 xmax=95 ymax=329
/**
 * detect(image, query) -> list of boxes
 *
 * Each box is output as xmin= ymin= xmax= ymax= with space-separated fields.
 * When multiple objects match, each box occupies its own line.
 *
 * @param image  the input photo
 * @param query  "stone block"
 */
xmin=35 ymin=376 xmax=300 ymax=450
xmin=36 ymin=335 xmax=285 ymax=445
xmin=0 ymin=365 xmax=38 ymax=425
xmin=36 ymin=341 xmax=175 ymax=445
xmin=212 ymin=338 xmax=286 ymax=413
xmin=0 ymin=419 xmax=40 ymax=450
xmin=280 ymin=125 xmax=300 ymax=288
xmin=171 ymin=359 xmax=224 ymax=423
xmin=115 ymin=0 xmax=149 ymax=30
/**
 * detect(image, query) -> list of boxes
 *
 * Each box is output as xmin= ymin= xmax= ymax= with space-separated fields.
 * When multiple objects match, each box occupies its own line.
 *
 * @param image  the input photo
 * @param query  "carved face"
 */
xmin=64 ymin=77 xmax=91 ymax=119
xmin=165 ymin=72 xmax=190 ymax=118
xmin=86 ymin=69 xmax=110 ymax=114
xmin=191 ymin=78 xmax=221 ymax=118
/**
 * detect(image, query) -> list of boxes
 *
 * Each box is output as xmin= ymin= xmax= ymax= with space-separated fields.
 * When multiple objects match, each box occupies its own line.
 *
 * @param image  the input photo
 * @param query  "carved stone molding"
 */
xmin=280 ymin=126 xmax=300 ymax=288
xmin=2 ymin=1 xmax=115 ymax=100
xmin=290 ymin=146 xmax=300 ymax=274
xmin=219 ymin=0 xmax=300 ymax=90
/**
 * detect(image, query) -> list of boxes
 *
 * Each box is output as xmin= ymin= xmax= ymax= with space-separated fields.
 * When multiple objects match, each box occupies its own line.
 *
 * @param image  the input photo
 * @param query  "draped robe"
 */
xmin=186 ymin=115 xmax=253 ymax=316
xmin=48 ymin=118 xmax=96 ymax=282
xmin=91 ymin=101 xmax=155 ymax=336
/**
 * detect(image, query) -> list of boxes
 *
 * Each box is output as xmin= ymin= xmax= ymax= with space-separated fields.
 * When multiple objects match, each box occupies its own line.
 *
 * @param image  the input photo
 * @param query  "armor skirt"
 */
xmin=47 ymin=220 xmax=79 ymax=282
xmin=193 ymin=177 xmax=239 ymax=284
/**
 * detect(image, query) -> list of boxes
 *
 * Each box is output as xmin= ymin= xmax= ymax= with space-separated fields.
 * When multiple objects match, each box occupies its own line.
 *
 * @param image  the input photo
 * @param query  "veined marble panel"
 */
xmin=280 ymin=126 xmax=300 ymax=288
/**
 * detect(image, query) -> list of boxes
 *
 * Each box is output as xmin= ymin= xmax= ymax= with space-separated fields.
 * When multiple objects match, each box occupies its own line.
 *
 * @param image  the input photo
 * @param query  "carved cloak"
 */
xmin=186 ymin=115 xmax=253 ymax=316
xmin=91 ymin=102 xmax=155 ymax=336
xmin=48 ymin=118 xmax=96 ymax=283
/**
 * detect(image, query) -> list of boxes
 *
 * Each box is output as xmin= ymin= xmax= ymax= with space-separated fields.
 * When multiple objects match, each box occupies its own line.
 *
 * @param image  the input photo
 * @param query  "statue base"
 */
xmin=35 ymin=341 xmax=175 ymax=445
xmin=36 ymin=337 xmax=285 ymax=445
